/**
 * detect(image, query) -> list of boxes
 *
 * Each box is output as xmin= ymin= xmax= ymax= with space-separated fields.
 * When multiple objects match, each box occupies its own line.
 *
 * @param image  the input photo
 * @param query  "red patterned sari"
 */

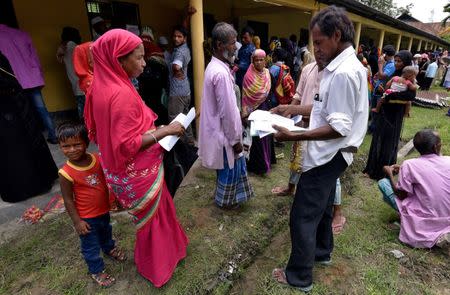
xmin=85 ymin=29 xmax=188 ymax=287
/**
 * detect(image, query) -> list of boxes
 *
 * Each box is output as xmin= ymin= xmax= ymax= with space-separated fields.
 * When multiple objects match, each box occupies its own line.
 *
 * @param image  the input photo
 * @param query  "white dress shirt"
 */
xmin=302 ymin=46 xmax=369 ymax=172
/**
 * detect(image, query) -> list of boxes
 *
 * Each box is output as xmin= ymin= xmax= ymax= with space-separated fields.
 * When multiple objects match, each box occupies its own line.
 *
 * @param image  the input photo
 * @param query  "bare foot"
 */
xmin=332 ymin=215 xmax=346 ymax=235
xmin=271 ymin=186 xmax=294 ymax=197
xmin=272 ymin=268 xmax=288 ymax=284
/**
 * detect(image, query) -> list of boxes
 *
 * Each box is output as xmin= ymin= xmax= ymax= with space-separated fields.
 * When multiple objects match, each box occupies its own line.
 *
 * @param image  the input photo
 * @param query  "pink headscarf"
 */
xmin=84 ymin=29 xmax=156 ymax=172
xmin=242 ymin=49 xmax=270 ymax=115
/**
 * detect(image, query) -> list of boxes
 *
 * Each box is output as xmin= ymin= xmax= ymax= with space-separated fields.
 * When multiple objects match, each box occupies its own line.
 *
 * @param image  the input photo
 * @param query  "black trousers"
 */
xmin=285 ymin=152 xmax=348 ymax=287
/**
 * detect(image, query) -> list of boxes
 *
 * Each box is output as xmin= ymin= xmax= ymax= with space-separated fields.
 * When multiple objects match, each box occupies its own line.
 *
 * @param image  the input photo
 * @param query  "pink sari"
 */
xmin=84 ymin=29 xmax=188 ymax=287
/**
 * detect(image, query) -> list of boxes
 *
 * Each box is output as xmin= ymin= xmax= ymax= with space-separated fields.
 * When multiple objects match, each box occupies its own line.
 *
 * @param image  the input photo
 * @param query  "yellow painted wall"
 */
xmin=11 ymin=0 xmax=447 ymax=112
xmin=13 ymin=0 xmax=90 ymax=112
xmin=12 ymin=0 xmax=183 ymax=112
xmin=240 ymin=11 xmax=311 ymax=40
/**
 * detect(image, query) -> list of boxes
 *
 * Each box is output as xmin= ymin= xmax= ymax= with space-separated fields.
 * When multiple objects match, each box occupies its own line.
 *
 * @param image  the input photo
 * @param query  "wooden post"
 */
xmin=395 ymin=34 xmax=402 ymax=52
xmin=354 ymin=22 xmax=362 ymax=51
xmin=378 ymin=29 xmax=385 ymax=50
xmin=190 ymin=0 xmax=204 ymax=135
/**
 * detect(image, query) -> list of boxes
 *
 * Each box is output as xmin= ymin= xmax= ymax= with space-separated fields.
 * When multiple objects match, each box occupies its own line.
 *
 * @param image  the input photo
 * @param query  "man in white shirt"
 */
xmin=271 ymin=6 xmax=369 ymax=292
xmin=423 ymin=58 xmax=438 ymax=90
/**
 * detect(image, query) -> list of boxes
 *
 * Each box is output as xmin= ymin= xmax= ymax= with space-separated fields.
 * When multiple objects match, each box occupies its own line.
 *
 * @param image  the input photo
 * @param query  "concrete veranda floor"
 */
xmin=0 ymin=140 xmax=98 ymax=242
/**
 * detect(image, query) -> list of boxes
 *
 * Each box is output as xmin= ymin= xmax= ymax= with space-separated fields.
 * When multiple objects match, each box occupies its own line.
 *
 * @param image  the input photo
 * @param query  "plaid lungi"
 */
xmin=215 ymin=152 xmax=254 ymax=207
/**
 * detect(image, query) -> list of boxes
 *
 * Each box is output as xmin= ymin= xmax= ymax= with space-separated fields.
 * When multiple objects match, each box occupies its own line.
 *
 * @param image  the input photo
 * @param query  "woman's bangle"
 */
xmin=149 ymin=132 xmax=158 ymax=143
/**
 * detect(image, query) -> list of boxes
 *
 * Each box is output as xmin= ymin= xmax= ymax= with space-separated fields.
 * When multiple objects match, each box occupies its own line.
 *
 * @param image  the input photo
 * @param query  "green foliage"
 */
xmin=357 ymin=0 xmax=414 ymax=17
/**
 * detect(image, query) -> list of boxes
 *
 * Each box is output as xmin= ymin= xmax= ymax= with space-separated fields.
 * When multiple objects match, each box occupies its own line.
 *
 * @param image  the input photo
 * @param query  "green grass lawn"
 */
xmin=0 ymin=106 xmax=448 ymax=295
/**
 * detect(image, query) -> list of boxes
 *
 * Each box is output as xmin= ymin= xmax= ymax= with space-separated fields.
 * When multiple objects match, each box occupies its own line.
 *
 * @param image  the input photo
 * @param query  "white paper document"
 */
xmin=248 ymin=110 xmax=307 ymax=138
xmin=159 ymin=107 xmax=195 ymax=151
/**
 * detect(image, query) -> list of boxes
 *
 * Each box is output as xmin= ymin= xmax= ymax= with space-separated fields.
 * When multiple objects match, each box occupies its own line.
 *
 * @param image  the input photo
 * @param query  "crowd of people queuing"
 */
xmin=1 ymin=4 xmax=449 ymax=292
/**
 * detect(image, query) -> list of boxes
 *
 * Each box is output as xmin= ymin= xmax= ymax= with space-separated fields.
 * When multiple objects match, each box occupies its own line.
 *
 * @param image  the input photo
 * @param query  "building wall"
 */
xmin=13 ymin=0 xmax=90 ymax=112
xmin=12 ymin=0 xmax=183 ymax=112
xmin=240 ymin=11 xmax=311 ymax=41
xmin=11 ymin=0 xmax=446 ymax=112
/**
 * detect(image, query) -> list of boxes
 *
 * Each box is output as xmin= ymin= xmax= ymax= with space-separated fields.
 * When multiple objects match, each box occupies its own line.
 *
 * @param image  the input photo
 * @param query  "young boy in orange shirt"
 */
xmin=57 ymin=123 xmax=125 ymax=287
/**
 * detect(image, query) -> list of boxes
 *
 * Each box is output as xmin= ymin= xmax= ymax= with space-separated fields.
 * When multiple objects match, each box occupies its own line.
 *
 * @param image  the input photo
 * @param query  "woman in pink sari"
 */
xmin=241 ymin=49 xmax=276 ymax=175
xmin=84 ymin=29 xmax=188 ymax=288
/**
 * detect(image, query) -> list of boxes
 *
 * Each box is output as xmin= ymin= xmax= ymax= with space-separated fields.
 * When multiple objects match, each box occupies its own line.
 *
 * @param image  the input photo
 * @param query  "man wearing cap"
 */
xmin=158 ymin=36 xmax=171 ymax=66
xmin=412 ymin=53 xmax=421 ymax=71
xmin=369 ymin=44 xmax=396 ymax=133
xmin=140 ymin=26 xmax=163 ymax=60
xmin=91 ymin=17 xmax=108 ymax=41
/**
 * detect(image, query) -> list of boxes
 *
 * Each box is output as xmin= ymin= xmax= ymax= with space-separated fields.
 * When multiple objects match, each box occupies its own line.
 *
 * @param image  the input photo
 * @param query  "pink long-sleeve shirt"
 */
xmin=396 ymin=154 xmax=450 ymax=248
xmin=198 ymin=57 xmax=242 ymax=170
xmin=0 ymin=25 xmax=44 ymax=89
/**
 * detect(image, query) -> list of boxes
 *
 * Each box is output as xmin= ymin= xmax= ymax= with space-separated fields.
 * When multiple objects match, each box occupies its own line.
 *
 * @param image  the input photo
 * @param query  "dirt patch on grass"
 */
xmin=229 ymin=229 xmax=290 ymax=295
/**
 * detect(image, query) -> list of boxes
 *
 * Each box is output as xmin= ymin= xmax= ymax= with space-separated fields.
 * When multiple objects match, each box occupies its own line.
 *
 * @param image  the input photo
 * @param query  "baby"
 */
xmin=373 ymin=66 xmax=418 ymax=115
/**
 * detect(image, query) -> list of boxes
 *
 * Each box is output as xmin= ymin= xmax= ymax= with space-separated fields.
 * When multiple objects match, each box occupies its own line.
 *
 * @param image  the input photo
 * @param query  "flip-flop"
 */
xmin=271 ymin=186 xmax=293 ymax=196
xmin=108 ymin=247 xmax=127 ymax=262
xmin=332 ymin=216 xmax=346 ymax=235
xmin=91 ymin=271 xmax=115 ymax=287
xmin=272 ymin=268 xmax=313 ymax=292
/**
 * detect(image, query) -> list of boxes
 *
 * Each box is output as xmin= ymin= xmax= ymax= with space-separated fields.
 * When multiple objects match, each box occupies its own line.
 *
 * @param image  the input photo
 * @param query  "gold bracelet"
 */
xmin=149 ymin=132 xmax=158 ymax=143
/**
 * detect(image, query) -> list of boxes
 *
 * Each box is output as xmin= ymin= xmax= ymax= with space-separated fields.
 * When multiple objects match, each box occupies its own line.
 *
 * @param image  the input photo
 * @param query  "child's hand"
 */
xmin=75 ymin=220 xmax=91 ymax=235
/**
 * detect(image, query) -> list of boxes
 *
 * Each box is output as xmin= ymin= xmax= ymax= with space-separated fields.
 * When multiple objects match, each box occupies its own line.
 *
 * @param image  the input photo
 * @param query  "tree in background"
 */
xmin=357 ymin=0 xmax=413 ymax=18
xmin=440 ymin=3 xmax=450 ymax=43
xmin=442 ymin=3 xmax=450 ymax=26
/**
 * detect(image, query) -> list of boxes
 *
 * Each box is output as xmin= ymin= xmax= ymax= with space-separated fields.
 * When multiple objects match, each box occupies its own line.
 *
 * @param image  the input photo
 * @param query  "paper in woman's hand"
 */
xmin=159 ymin=108 xmax=195 ymax=151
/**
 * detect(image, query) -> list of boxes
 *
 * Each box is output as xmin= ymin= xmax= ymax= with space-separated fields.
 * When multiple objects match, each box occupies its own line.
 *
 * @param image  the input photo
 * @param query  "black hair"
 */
xmin=289 ymin=34 xmax=297 ymax=43
xmin=356 ymin=53 xmax=364 ymax=62
xmin=413 ymin=129 xmax=440 ymax=155
xmin=280 ymin=38 xmax=290 ymax=50
xmin=173 ymin=25 xmax=188 ymax=37
xmin=370 ymin=46 xmax=378 ymax=55
xmin=309 ymin=5 xmax=354 ymax=44
xmin=241 ymin=26 xmax=254 ymax=37
xmin=382 ymin=45 xmax=396 ymax=57
xmin=61 ymin=26 xmax=81 ymax=44
xmin=273 ymin=47 xmax=288 ymax=62
xmin=269 ymin=36 xmax=278 ymax=42
xmin=57 ymin=122 xmax=89 ymax=145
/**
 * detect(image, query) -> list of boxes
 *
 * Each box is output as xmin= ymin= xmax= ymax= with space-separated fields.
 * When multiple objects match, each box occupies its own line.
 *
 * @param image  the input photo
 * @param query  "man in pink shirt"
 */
xmin=380 ymin=129 xmax=450 ymax=252
xmin=198 ymin=22 xmax=254 ymax=209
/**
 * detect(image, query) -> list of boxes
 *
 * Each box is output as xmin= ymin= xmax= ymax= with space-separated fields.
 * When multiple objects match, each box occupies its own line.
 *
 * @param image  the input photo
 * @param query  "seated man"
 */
xmin=378 ymin=129 xmax=450 ymax=252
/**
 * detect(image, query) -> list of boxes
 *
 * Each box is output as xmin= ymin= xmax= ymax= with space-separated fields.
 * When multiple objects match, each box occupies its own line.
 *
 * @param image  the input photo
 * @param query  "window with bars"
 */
xmin=87 ymin=2 xmax=100 ymax=13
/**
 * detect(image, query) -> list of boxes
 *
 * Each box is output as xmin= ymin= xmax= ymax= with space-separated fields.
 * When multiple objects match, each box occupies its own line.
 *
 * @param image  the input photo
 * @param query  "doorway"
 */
xmin=247 ymin=20 xmax=268 ymax=50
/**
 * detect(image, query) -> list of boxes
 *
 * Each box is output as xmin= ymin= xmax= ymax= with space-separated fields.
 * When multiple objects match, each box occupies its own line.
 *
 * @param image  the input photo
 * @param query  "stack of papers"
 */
xmin=159 ymin=107 xmax=195 ymax=151
xmin=248 ymin=110 xmax=307 ymax=138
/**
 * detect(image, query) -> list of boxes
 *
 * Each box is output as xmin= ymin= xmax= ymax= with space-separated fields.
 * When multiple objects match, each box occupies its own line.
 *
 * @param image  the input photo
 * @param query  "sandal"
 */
xmin=108 ymin=246 xmax=127 ymax=262
xmin=91 ymin=271 xmax=115 ymax=287
xmin=271 ymin=186 xmax=294 ymax=197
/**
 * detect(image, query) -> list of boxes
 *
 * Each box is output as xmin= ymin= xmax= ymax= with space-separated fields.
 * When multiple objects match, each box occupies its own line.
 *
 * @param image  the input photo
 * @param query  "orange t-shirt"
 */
xmin=59 ymin=153 xmax=110 ymax=218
